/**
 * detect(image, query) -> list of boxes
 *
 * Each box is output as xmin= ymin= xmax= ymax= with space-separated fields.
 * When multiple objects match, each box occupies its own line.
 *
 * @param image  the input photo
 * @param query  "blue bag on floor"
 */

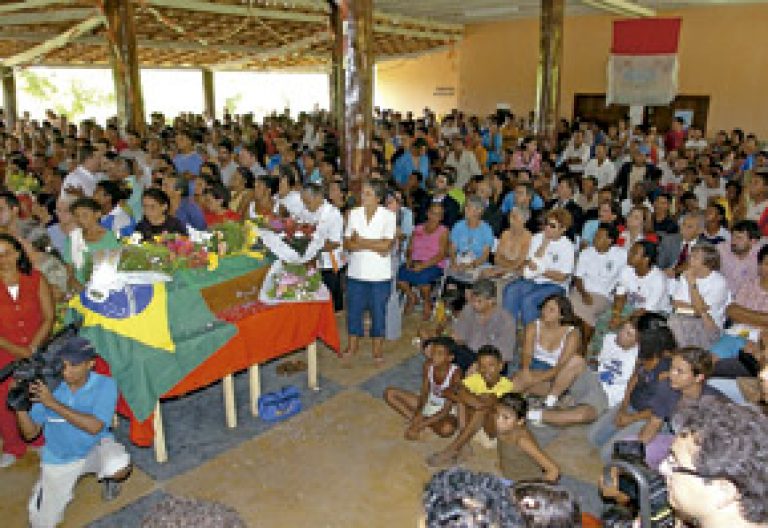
xmin=258 ymin=385 xmax=302 ymax=422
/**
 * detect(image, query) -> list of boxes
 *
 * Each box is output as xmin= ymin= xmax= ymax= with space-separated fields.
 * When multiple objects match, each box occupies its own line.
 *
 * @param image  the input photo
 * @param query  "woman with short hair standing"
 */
xmin=344 ymin=181 xmax=396 ymax=365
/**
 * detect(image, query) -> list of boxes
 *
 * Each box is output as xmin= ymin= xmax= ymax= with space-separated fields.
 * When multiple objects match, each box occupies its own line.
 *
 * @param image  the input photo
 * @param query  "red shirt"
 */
xmin=664 ymin=130 xmax=685 ymax=152
xmin=203 ymin=209 xmax=241 ymax=227
xmin=0 ymin=269 xmax=43 ymax=369
xmin=616 ymin=226 xmax=659 ymax=247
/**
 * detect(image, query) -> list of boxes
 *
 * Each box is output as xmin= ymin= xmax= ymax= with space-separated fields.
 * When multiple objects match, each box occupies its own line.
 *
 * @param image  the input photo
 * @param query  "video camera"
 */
xmin=602 ymin=440 xmax=675 ymax=528
xmin=0 ymin=323 xmax=80 ymax=412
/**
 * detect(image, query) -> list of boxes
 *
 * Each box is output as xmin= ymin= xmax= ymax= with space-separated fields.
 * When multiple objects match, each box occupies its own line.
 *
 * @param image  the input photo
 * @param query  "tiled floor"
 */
xmin=0 ymin=312 xmax=605 ymax=527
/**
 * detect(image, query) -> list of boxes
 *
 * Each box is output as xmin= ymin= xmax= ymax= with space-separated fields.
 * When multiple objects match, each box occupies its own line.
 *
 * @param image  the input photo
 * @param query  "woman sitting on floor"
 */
xmin=397 ymin=202 xmax=449 ymax=319
xmin=512 ymin=294 xmax=585 ymax=409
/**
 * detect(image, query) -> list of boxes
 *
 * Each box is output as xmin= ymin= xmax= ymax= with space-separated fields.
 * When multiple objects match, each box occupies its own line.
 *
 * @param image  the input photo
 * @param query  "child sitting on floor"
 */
xmin=384 ymin=336 xmax=463 ymax=440
xmin=496 ymin=393 xmax=560 ymax=483
xmin=427 ymin=345 xmax=514 ymax=466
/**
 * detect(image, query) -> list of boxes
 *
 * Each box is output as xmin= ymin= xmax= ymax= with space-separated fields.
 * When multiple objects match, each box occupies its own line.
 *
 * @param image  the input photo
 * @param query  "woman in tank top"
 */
xmin=512 ymin=294 xmax=585 ymax=407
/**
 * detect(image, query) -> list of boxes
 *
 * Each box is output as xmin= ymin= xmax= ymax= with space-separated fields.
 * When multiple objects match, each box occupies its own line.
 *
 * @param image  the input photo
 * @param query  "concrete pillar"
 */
xmin=1 ymin=67 xmax=17 ymax=131
xmin=202 ymin=69 xmax=215 ymax=120
xmin=340 ymin=0 xmax=373 ymax=190
xmin=104 ymin=0 xmax=145 ymax=134
xmin=534 ymin=0 xmax=564 ymax=145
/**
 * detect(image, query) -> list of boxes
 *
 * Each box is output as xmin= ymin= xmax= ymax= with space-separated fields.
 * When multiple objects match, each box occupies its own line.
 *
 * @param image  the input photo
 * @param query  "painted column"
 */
xmin=535 ymin=0 xmax=564 ymax=146
xmin=1 ymin=67 xmax=17 ymax=131
xmin=329 ymin=0 xmax=344 ymax=134
xmin=340 ymin=0 xmax=373 ymax=191
xmin=104 ymin=0 xmax=145 ymax=134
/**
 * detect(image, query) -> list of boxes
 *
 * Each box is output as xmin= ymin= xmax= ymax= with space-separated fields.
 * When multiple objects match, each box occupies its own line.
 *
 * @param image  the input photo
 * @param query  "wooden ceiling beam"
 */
xmin=1 ymin=14 xmax=105 ymax=67
xmin=0 ymin=7 xmax=96 ymax=26
xmin=210 ymin=31 xmax=331 ymax=71
xmin=0 ymin=0 xmax=75 ymax=14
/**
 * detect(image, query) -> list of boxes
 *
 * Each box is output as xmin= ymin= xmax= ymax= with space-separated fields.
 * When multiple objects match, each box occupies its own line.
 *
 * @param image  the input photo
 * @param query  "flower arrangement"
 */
xmin=5 ymin=172 xmax=41 ymax=193
xmin=118 ymin=233 xmax=209 ymax=273
xmin=266 ymin=262 xmax=323 ymax=301
xmin=207 ymin=221 xmax=247 ymax=255
xmin=265 ymin=216 xmax=315 ymax=256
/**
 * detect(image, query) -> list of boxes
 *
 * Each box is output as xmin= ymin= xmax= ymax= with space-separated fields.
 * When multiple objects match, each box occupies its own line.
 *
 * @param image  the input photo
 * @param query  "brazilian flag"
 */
xmin=69 ymin=256 xmax=267 ymax=421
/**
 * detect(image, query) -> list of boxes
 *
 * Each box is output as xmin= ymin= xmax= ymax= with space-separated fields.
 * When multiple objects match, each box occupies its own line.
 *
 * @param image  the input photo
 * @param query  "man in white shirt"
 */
xmin=570 ymin=223 xmax=627 ymax=341
xmin=444 ymin=137 xmax=481 ymax=189
xmin=217 ymin=142 xmax=239 ymax=187
xmin=302 ymin=184 xmax=345 ymax=312
xmin=561 ymin=131 xmax=591 ymax=173
xmin=584 ymin=144 xmax=616 ymax=189
xmin=61 ymin=145 xmax=102 ymax=200
xmin=694 ymin=171 xmax=726 ymax=210
xmin=684 ymin=127 xmax=708 ymax=151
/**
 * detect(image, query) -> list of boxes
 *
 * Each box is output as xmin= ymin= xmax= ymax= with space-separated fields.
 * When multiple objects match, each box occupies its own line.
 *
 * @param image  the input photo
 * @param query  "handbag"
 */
xmin=258 ymin=385 xmax=302 ymax=422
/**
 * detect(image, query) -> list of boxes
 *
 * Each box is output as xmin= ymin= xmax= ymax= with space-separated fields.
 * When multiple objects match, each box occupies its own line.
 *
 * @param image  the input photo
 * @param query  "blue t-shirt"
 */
xmin=175 ymin=197 xmax=207 ymax=231
xmin=501 ymin=191 xmax=545 ymax=214
xmin=392 ymin=153 xmax=429 ymax=187
xmin=29 ymin=373 xmax=117 ymax=464
xmin=450 ymin=220 xmax=495 ymax=259
xmin=173 ymin=152 xmax=203 ymax=176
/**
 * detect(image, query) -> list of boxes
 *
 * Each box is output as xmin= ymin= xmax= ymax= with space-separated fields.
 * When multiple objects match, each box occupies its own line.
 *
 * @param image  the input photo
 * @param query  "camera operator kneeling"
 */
xmin=15 ymin=337 xmax=131 ymax=528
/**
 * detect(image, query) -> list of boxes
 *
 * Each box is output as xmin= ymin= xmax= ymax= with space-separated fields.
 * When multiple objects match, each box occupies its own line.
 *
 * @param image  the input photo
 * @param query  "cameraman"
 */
xmin=660 ymin=398 xmax=768 ymax=528
xmin=15 ymin=337 xmax=131 ymax=528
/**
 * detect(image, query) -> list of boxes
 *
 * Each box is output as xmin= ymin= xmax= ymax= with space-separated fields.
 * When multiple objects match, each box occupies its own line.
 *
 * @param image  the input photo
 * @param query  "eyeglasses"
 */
xmin=547 ymin=222 xmax=559 ymax=229
xmin=659 ymin=452 xmax=733 ymax=483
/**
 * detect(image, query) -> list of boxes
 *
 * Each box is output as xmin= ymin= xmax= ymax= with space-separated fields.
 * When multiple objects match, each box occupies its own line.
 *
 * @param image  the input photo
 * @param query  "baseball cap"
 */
xmin=58 ymin=336 xmax=97 ymax=365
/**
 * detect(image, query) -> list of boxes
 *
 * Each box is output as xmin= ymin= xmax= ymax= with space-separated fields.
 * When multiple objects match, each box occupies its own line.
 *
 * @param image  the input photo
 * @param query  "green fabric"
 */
xmin=125 ymin=175 xmax=145 ymax=221
xmin=171 ymin=255 xmax=272 ymax=290
xmin=77 ymin=287 xmax=236 ymax=422
xmin=448 ymin=187 xmax=466 ymax=207
xmin=63 ymin=230 xmax=121 ymax=284
xmin=71 ymin=254 xmax=270 ymax=421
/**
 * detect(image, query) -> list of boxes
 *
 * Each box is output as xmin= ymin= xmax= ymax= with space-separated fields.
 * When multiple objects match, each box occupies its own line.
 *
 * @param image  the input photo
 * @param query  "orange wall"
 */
xmin=374 ymin=48 xmax=459 ymax=115
xmin=376 ymin=4 xmax=768 ymax=137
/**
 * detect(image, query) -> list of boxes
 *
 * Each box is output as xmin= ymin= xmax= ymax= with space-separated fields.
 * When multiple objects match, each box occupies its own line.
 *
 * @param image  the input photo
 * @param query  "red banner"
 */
xmin=611 ymin=18 xmax=682 ymax=55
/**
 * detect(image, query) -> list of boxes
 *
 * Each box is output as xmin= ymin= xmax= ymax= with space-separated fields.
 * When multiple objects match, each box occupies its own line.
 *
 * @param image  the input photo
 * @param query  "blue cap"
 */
xmin=58 ymin=337 xmax=97 ymax=365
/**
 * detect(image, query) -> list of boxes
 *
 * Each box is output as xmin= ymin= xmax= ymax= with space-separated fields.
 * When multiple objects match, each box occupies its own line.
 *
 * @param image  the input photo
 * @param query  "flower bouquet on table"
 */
xmin=261 ymin=216 xmax=316 ymax=259
xmin=206 ymin=221 xmax=247 ymax=256
xmin=259 ymin=261 xmax=329 ymax=304
xmin=5 ymin=171 xmax=40 ymax=194
xmin=117 ymin=232 xmax=210 ymax=274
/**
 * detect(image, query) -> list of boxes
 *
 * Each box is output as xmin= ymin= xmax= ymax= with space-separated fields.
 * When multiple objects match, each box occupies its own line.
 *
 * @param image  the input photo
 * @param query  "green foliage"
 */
xmin=224 ymin=93 xmax=243 ymax=114
xmin=19 ymin=69 xmax=115 ymax=121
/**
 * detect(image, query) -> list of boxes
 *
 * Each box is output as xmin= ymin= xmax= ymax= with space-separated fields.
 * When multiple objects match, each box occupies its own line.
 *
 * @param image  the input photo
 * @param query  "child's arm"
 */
xmin=412 ymin=363 xmax=431 ymax=418
xmin=518 ymin=429 xmax=560 ymax=482
xmin=444 ymin=384 xmax=495 ymax=411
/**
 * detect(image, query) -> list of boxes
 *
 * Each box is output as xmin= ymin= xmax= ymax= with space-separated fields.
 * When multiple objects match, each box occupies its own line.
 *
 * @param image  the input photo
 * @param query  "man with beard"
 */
xmin=717 ymin=220 xmax=764 ymax=294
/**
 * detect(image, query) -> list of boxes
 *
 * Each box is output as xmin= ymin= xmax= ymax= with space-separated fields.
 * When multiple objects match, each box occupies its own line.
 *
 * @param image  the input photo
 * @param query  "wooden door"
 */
xmin=573 ymin=94 xmax=629 ymax=128
xmin=644 ymin=95 xmax=710 ymax=134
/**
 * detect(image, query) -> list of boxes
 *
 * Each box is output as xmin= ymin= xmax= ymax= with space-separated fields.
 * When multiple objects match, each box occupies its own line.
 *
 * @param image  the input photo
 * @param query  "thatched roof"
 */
xmin=0 ymin=0 xmax=463 ymax=70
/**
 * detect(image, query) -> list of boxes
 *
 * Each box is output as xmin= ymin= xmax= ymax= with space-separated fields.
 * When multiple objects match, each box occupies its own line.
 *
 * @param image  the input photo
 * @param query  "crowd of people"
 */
xmin=0 ymin=104 xmax=767 ymax=526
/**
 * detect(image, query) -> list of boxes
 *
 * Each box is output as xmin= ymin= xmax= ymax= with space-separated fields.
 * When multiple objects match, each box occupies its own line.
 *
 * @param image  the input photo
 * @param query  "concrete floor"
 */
xmin=0 ymin=312 xmax=604 ymax=527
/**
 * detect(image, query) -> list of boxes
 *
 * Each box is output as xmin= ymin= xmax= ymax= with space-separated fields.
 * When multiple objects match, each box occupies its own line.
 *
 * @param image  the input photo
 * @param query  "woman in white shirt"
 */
xmin=502 ymin=208 xmax=575 ymax=326
xmin=344 ymin=181 xmax=397 ymax=365
xmin=668 ymin=243 xmax=731 ymax=349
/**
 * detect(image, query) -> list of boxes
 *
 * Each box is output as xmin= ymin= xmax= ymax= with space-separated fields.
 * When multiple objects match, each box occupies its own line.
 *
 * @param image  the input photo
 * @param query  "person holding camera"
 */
xmin=15 ymin=337 xmax=131 ymax=528
xmin=0 ymin=233 xmax=54 ymax=468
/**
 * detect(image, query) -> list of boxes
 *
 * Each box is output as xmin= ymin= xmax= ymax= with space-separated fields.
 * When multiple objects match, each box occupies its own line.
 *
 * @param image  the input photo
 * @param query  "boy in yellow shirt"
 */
xmin=427 ymin=346 xmax=513 ymax=466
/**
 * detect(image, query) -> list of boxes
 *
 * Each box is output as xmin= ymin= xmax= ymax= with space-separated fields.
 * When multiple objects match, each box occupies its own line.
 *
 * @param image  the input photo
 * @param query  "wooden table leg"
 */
xmin=307 ymin=341 xmax=319 ymax=391
xmin=153 ymin=402 xmax=168 ymax=464
xmin=249 ymin=364 xmax=260 ymax=417
xmin=223 ymin=374 xmax=237 ymax=428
